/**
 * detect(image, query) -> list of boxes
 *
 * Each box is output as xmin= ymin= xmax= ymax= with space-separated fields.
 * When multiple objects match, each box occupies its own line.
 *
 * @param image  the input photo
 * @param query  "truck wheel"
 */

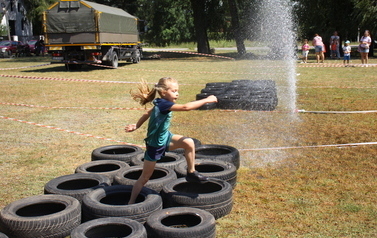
xmin=132 ymin=50 xmax=141 ymax=64
xmin=109 ymin=52 xmax=118 ymax=68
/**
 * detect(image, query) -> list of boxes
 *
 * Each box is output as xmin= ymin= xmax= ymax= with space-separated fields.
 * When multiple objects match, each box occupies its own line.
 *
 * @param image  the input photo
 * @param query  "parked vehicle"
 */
xmin=27 ymin=40 xmax=38 ymax=54
xmin=43 ymin=0 xmax=143 ymax=69
xmin=0 ymin=40 xmax=24 ymax=57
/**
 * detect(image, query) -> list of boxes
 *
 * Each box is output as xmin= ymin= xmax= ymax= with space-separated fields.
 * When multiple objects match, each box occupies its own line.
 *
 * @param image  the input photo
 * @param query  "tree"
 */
xmin=294 ymin=0 xmax=357 ymax=41
xmin=190 ymin=0 xmax=210 ymax=53
xmin=352 ymin=0 xmax=377 ymax=34
xmin=227 ymin=0 xmax=246 ymax=56
xmin=24 ymin=0 xmax=57 ymax=35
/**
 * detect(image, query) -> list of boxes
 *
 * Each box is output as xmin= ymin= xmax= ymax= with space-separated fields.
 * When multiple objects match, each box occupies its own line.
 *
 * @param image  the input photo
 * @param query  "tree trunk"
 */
xmin=227 ymin=0 xmax=246 ymax=56
xmin=190 ymin=0 xmax=210 ymax=54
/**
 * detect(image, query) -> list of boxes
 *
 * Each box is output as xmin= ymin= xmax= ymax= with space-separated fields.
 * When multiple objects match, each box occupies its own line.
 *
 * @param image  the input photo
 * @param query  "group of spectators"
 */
xmin=301 ymin=30 xmax=373 ymax=66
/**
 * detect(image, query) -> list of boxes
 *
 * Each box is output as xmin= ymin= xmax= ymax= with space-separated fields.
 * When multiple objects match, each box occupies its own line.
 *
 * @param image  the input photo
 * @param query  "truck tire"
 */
xmin=91 ymin=145 xmax=144 ymax=163
xmin=175 ymin=159 xmax=237 ymax=188
xmin=145 ymin=207 xmax=216 ymax=238
xmin=0 ymin=194 xmax=81 ymax=238
xmin=82 ymin=185 xmax=162 ymax=223
xmin=133 ymin=49 xmax=141 ymax=63
xmin=114 ymin=166 xmax=177 ymax=192
xmin=75 ymin=160 xmax=130 ymax=183
xmin=71 ymin=217 xmax=147 ymax=238
xmin=130 ymin=152 xmax=185 ymax=171
xmin=44 ymin=173 xmax=111 ymax=203
xmin=161 ymin=178 xmax=233 ymax=219
xmin=109 ymin=52 xmax=118 ymax=68
xmin=195 ymin=144 xmax=240 ymax=169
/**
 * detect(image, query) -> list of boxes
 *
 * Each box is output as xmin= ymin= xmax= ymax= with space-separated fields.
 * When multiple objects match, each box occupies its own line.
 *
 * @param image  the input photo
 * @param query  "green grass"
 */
xmin=0 ymin=52 xmax=377 ymax=237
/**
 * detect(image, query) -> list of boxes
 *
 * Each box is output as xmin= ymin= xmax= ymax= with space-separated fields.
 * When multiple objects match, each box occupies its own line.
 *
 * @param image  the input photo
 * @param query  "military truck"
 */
xmin=43 ymin=0 xmax=142 ymax=69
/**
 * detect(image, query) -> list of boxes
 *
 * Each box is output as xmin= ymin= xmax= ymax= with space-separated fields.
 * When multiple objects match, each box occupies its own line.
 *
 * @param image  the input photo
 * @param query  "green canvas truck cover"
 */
xmin=45 ymin=0 xmax=138 ymax=43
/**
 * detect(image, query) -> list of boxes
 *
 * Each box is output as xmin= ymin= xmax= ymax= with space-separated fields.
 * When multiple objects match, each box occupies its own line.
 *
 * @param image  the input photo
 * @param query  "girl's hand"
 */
xmin=125 ymin=124 xmax=137 ymax=132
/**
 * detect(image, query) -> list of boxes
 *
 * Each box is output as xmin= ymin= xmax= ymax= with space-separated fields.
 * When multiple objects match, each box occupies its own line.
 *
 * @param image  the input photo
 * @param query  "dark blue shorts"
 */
xmin=144 ymin=144 xmax=168 ymax=162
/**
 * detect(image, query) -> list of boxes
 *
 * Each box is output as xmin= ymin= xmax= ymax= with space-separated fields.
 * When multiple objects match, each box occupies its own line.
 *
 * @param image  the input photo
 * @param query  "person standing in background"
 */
xmin=312 ymin=34 xmax=325 ymax=63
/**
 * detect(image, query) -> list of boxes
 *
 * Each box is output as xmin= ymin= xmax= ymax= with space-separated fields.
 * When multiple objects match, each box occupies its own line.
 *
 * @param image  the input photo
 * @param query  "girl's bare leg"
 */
xmin=128 ymin=160 xmax=156 ymax=204
xmin=169 ymin=135 xmax=195 ymax=172
xmin=169 ymin=135 xmax=208 ymax=183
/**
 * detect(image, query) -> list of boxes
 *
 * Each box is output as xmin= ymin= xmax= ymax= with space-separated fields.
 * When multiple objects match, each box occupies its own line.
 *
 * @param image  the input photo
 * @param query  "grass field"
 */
xmin=0 ymin=50 xmax=377 ymax=237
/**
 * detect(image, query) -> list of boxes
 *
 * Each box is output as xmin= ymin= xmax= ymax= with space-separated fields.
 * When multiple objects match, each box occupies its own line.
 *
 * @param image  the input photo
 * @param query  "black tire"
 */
xmin=244 ymin=97 xmax=278 ymax=111
xmin=195 ymin=94 xmax=217 ymax=110
xmin=197 ymin=102 xmax=217 ymax=110
xmin=216 ymin=94 xmax=245 ymax=110
xmin=0 ymin=194 xmax=81 ymax=238
xmin=196 ymin=92 xmax=212 ymax=100
xmin=175 ymin=159 xmax=237 ymax=188
xmin=71 ymin=217 xmax=147 ymax=238
xmin=91 ymin=145 xmax=144 ymax=163
xmin=75 ymin=159 xmax=130 ymax=183
xmin=200 ymin=87 xmax=225 ymax=95
xmin=133 ymin=49 xmax=141 ymax=64
xmin=44 ymin=173 xmax=111 ymax=203
xmin=82 ymin=185 xmax=162 ymax=223
xmin=161 ymin=178 xmax=233 ymax=219
xmin=113 ymin=166 xmax=177 ymax=192
xmin=145 ymin=207 xmax=216 ymax=238
xmin=130 ymin=152 xmax=185 ymax=171
xmin=169 ymin=137 xmax=202 ymax=155
xmin=0 ymin=232 xmax=8 ymax=238
xmin=108 ymin=52 xmax=119 ymax=68
xmin=205 ymin=82 xmax=230 ymax=88
xmin=195 ymin=144 xmax=240 ymax=169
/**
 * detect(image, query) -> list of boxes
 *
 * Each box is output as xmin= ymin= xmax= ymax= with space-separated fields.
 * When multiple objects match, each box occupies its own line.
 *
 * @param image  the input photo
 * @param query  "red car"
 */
xmin=0 ymin=40 xmax=24 ymax=57
xmin=27 ymin=40 xmax=38 ymax=54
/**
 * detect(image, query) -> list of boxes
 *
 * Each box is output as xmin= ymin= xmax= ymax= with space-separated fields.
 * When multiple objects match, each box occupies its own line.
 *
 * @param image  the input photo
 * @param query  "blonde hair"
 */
xmin=130 ymin=77 xmax=177 ymax=106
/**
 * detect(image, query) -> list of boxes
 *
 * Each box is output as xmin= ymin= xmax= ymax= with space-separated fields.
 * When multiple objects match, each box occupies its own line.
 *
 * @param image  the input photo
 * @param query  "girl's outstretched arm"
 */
xmin=125 ymin=108 xmax=152 ymax=132
xmin=170 ymin=95 xmax=217 ymax=111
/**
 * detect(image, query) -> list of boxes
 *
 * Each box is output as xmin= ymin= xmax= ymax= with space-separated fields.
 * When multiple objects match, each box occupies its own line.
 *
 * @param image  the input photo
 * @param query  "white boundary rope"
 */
xmin=239 ymin=142 xmax=377 ymax=151
xmin=0 ymin=115 xmax=145 ymax=148
xmin=0 ymin=63 xmax=51 ymax=71
xmin=297 ymin=63 xmax=377 ymax=68
xmin=2 ymin=102 xmax=377 ymax=114
xmin=0 ymin=102 xmax=147 ymax=111
xmin=1 ymin=115 xmax=376 ymax=152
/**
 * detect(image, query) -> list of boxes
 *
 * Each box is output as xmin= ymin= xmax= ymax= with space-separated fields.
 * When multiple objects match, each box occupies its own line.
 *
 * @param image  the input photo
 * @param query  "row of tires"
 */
xmin=0 ymin=141 xmax=240 ymax=238
xmin=197 ymin=79 xmax=278 ymax=111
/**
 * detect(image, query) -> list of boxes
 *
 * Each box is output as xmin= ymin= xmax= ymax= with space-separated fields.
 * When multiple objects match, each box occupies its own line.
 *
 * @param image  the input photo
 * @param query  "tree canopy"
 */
xmin=23 ymin=0 xmax=376 ymax=53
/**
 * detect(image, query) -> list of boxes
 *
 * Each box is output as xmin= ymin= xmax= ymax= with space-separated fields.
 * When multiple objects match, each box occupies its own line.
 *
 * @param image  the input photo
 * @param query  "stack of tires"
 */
xmin=0 ymin=141 xmax=239 ymax=238
xmin=197 ymin=79 xmax=278 ymax=111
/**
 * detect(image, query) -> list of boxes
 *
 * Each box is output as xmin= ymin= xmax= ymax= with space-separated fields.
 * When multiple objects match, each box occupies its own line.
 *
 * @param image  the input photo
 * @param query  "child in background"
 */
xmin=343 ymin=40 xmax=351 ymax=66
xmin=125 ymin=77 xmax=218 ymax=205
xmin=301 ymin=39 xmax=310 ymax=63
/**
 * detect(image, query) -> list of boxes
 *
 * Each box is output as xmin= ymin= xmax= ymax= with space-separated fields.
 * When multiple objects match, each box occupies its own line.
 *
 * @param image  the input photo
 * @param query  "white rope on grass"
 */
xmin=297 ymin=109 xmax=377 ymax=114
xmin=1 ymin=115 xmax=376 ymax=152
xmin=239 ymin=142 xmax=377 ymax=151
